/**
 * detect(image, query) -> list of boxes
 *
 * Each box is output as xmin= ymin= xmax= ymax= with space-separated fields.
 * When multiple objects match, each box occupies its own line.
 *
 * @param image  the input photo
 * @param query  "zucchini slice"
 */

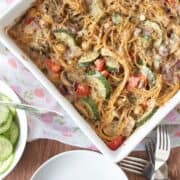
xmin=0 ymin=153 xmax=14 ymax=175
xmin=140 ymin=65 xmax=155 ymax=87
xmin=86 ymin=71 xmax=111 ymax=99
xmin=90 ymin=0 xmax=104 ymax=18
xmin=0 ymin=106 xmax=10 ymax=126
xmin=0 ymin=114 xmax=13 ymax=134
xmin=112 ymin=13 xmax=122 ymax=25
xmin=54 ymin=29 xmax=77 ymax=50
xmin=0 ymin=135 xmax=13 ymax=161
xmin=80 ymin=97 xmax=99 ymax=120
xmin=140 ymin=35 xmax=152 ymax=48
xmin=136 ymin=102 xmax=157 ymax=127
xmin=78 ymin=51 xmax=100 ymax=67
xmin=105 ymin=57 xmax=120 ymax=72
xmin=3 ymin=121 xmax=19 ymax=146
xmin=144 ymin=20 xmax=162 ymax=48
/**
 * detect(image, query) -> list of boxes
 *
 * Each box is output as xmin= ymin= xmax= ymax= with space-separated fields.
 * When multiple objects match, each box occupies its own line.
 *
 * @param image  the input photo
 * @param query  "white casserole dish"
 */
xmin=0 ymin=0 xmax=179 ymax=163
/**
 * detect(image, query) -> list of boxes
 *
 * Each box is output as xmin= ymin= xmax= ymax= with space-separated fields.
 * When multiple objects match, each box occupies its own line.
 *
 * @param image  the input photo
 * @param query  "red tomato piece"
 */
xmin=107 ymin=136 xmax=125 ymax=150
xmin=127 ymin=75 xmax=147 ymax=91
xmin=101 ymin=70 xmax=109 ymax=78
xmin=75 ymin=84 xmax=90 ymax=97
xmin=46 ymin=59 xmax=61 ymax=73
xmin=24 ymin=17 xmax=33 ymax=25
xmin=167 ymin=0 xmax=175 ymax=5
xmin=95 ymin=58 xmax=105 ymax=72
xmin=127 ymin=76 xmax=141 ymax=91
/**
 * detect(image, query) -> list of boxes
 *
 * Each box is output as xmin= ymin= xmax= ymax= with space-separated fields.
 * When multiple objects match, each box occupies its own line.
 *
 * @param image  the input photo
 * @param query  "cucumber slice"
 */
xmin=0 ymin=114 xmax=13 ymax=134
xmin=0 ymin=135 xmax=13 ymax=161
xmin=86 ymin=71 xmax=112 ymax=99
xmin=105 ymin=57 xmax=119 ymax=72
xmin=80 ymin=97 xmax=99 ymax=120
xmin=0 ymin=93 xmax=16 ymax=116
xmin=3 ymin=121 xmax=19 ymax=146
xmin=0 ymin=106 xmax=10 ymax=126
xmin=0 ymin=153 xmax=14 ymax=174
xmin=90 ymin=0 xmax=104 ymax=18
xmin=54 ymin=29 xmax=77 ymax=50
xmin=136 ymin=102 xmax=157 ymax=127
xmin=144 ymin=20 xmax=162 ymax=48
xmin=78 ymin=51 xmax=100 ymax=67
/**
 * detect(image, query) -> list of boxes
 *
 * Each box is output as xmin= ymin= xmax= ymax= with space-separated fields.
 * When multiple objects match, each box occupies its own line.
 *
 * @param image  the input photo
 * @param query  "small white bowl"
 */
xmin=0 ymin=80 xmax=28 ymax=179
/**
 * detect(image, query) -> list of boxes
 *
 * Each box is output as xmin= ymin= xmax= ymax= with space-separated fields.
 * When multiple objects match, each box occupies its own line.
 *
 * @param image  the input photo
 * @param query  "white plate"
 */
xmin=0 ymin=0 xmax=179 ymax=162
xmin=31 ymin=150 xmax=128 ymax=180
xmin=0 ymin=80 xmax=28 ymax=179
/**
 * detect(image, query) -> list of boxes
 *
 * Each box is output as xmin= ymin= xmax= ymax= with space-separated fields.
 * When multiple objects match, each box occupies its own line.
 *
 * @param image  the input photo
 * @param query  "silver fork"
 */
xmin=146 ymin=138 xmax=168 ymax=180
xmin=119 ymin=156 xmax=154 ymax=179
xmin=155 ymin=125 xmax=170 ymax=171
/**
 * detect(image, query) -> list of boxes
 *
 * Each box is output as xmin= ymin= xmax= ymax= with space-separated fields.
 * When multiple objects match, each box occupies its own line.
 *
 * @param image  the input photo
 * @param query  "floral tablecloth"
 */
xmin=0 ymin=0 xmax=179 ymax=151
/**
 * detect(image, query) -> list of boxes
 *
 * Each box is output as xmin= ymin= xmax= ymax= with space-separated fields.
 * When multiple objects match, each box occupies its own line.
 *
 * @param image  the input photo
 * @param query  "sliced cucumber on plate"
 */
xmin=3 ymin=121 xmax=19 ymax=146
xmin=0 ymin=106 xmax=10 ymax=126
xmin=0 ymin=93 xmax=20 ymax=174
xmin=0 ymin=136 xmax=13 ymax=161
xmin=0 ymin=154 xmax=14 ymax=174
xmin=0 ymin=93 xmax=16 ymax=116
xmin=0 ymin=114 xmax=13 ymax=134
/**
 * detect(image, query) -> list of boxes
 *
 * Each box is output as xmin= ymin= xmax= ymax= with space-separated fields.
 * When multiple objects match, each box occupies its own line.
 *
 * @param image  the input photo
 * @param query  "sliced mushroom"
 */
xmin=60 ymin=71 xmax=73 ymax=87
xmin=60 ymin=71 xmax=85 ymax=87
xmin=162 ymin=59 xmax=180 ymax=84
xmin=121 ymin=117 xmax=135 ymax=137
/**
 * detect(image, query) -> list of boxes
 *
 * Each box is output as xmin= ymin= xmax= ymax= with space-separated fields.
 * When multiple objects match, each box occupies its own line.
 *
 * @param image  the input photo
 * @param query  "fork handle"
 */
xmin=153 ymin=163 xmax=168 ymax=180
xmin=143 ymin=162 xmax=155 ymax=180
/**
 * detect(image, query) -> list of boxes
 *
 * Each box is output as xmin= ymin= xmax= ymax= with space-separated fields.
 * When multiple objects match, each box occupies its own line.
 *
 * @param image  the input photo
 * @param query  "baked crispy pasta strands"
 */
xmin=9 ymin=0 xmax=180 ymax=149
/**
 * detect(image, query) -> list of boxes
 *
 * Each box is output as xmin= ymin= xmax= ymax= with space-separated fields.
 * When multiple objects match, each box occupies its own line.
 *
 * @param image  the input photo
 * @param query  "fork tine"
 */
xmin=121 ymin=159 xmax=145 ymax=168
xmin=165 ymin=126 xmax=170 ymax=151
xmin=160 ymin=125 xmax=164 ymax=150
xmin=145 ymin=139 xmax=154 ymax=164
xmin=120 ymin=161 xmax=145 ymax=170
xmin=145 ymin=142 xmax=152 ymax=162
xmin=150 ymin=139 xmax=156 ymax=164
xmin=120 ymin=166 xmax=143 ymax=175
xmin=156 ymin=125 xmax=160 ymax=151
xmin=119 ymin=156 xmax=148 ymax=175
xmin=124 ymin=156 xmax=148 ymax=164
xmin=162 ymin=125 xmax=167 ymax=150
